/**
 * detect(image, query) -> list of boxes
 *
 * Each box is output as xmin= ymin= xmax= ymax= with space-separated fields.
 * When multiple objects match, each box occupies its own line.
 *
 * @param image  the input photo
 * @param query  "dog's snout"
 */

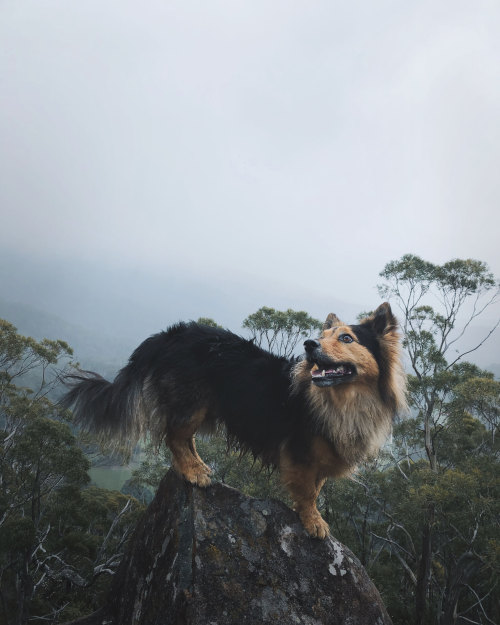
xmin=304 ymin=339 xmax=320 ymax=353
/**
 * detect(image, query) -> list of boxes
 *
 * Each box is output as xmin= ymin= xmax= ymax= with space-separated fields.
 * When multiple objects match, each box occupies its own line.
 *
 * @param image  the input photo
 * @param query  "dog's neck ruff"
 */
xmin=290 ymin=363 xmax=392 ymax=467
xmin=308 ymin=385 xmax=392 ymax=466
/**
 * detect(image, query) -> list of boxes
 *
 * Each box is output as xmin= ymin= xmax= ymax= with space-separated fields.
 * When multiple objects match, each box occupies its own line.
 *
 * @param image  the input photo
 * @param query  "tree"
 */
xmin=130 ymin=433 xmax=286 ymax=504
xmin=196 ymin=317 xmax=223 ymax=328
xmin=0 ymin=321 xmax=87 ymax=624
xmin=375 ymin=255 xmax=499 ymax=625
xmin=449 ymin=376 xmax=500 ymax=445
xmin=379 ymin=255 xmax=498 ymax=471
xmin=0 ymin=320 xmax=144 ymax=624
xmin=242 ymin=307 xmax=322 ymax=358
xmin=0 ymin=414 xmax=90 ymax=624
xmin=0 ymin=319 xmax=73 ymax=402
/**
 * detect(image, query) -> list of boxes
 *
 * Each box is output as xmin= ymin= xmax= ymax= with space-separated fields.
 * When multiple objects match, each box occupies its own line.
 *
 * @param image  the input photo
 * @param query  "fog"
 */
xmin=1 ymin=0 xmax=499 ymax=366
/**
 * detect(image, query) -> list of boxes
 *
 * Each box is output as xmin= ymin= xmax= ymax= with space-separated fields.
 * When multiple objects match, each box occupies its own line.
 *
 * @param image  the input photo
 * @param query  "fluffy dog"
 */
xmin=62 ymin=302 xmax=406 ymax=538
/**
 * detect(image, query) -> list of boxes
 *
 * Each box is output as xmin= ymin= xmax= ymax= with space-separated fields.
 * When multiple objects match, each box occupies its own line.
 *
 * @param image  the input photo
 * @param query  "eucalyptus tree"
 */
xmin=379 ymin=255 xmax=498 ymax=472
xmin=0 ymin=320 xmax=142 ymax=624
xmin=243 ymin=307 xmax=322 ymax=358
xmin=377 ymin=255 xmax=499 ymax=625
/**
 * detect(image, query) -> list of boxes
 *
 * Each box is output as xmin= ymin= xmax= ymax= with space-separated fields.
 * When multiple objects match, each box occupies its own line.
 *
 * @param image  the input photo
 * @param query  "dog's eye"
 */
xmin=339 ymin=334 xmax=354 ymax=344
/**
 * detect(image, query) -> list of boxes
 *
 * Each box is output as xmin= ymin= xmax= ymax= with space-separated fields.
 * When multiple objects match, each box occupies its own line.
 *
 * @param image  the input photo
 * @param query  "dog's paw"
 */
xmin=301 ymin=511 xmax=330 ymax=539
xmin=194 ymin=473 xmax=212 ymax=487
xmin=308 ymin=518 xmax=330 ymax=539
xmin=175 ymin=465 xmax=212 ymax=488
xmin=185 ymin=468 xmax=212 ymax=488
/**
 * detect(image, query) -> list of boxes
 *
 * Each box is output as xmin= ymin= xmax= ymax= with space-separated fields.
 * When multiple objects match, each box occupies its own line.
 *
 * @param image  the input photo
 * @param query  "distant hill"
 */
xmin=0 ymin=298 xmax=132 ymax=378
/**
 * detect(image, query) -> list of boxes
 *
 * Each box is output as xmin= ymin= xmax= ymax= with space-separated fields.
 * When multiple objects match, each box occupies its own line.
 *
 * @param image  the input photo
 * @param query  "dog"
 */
xmin=62 ymin=302 xmax=407 ymax=538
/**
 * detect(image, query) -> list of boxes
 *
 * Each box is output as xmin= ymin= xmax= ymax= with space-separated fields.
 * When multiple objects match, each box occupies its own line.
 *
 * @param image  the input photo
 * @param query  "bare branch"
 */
xmin=460 ymin=584 xmax=498 ymax=625
xmin=446 ymin=317 xmax=500 ymax=369
xmin=445 ymin=287 xmax=500 ymax=355
xmin=370 ymin=531 xmax=417 ymax=586
xmin=95 ymin=499 xmax=132 ymax=564
xmin=28 ymin=602 xmax=70 ymax=622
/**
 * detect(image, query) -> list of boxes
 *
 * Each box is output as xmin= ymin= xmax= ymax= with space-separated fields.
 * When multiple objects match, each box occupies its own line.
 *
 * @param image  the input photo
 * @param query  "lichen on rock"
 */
xmin=63 ymin=470 xmax=393 ymax=625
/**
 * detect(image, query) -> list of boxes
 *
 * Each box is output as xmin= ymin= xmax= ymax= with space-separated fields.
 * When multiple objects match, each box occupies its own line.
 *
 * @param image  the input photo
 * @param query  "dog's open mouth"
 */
xmin=310 ymin=363 xmax=356 ymax=387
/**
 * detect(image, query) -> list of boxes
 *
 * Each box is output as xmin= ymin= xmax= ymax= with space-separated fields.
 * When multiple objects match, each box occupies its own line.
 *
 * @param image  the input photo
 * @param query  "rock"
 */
xmin=65 ymin=469 xmax=392 ymax=625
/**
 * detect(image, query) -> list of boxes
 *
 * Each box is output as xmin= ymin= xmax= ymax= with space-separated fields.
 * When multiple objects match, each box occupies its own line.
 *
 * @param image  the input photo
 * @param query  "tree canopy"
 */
xmin=2 ymin=256 xmax=499 ymax=625
xmin=242 ymin=306 xmax=322 ymax=358
xmin=0 ymin=321 xmax=143 ymax=625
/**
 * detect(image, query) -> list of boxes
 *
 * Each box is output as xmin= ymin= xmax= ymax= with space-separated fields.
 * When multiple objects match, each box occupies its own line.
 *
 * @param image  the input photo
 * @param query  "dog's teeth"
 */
xmin=322 ymin=370 xmax=325 ymax=377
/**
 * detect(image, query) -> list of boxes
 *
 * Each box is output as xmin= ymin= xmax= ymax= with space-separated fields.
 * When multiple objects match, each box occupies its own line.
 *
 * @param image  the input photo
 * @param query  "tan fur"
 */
xmin=322 ymin=312 xmax=343 ymax=331
xmin=162 ymin=304 xmax=406 ymax=539
xmin=294 ymin=367 xmax=391 ymax=461
xmin=168 ymin=408 xmax=212 ymax=487
xmin=286 ymin=305 xmax=407 ymax=536
xmin=280 ymin=437 xmax=352 ymax=538
xmin=65 ymin=302 xmax=406 ymax=540
xmin=321 ymin=325 xmax=380 ymax=380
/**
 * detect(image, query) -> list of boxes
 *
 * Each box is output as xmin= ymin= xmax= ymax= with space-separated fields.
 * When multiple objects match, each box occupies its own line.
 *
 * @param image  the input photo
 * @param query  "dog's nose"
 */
xmin=304 ymin=339 xmax=320 ymax=353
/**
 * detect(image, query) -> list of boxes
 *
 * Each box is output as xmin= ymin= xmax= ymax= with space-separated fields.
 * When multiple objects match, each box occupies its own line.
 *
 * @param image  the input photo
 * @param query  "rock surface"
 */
xmin=65 ymin=470 xmax=392 ymax=624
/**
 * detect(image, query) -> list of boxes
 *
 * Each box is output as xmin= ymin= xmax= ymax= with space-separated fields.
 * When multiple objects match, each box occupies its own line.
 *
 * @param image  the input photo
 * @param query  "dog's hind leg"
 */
xmin=168 ymin=408 xmax=212 ymax=487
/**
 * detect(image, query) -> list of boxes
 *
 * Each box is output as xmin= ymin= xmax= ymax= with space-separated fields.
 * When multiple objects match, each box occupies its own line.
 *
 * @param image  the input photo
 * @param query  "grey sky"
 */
xmin=1 ymin=1 xmax=499 ymax=363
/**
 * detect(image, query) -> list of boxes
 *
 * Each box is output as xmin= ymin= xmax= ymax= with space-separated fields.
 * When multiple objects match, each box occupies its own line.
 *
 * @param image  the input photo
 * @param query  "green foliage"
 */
xmin=0 ymin=318 xmax=73 ymax=400
xmin=320 ymin=445 xmax=499 ymax=625
xmin=436 ymin=258 xmax=495 ymax=293
xmin=2 ymin=267 xmax=499 ymax=625
xmin=243 ymin=306 xmax=322 ymax=358
xmin=379 ymin=255 xmax=499 ymax=469
xmin=130 ymin=432 xmax=287 ymax=503
xmin=379 ymin=254 xmax=436 ymax=285
xmin=198 ymin=435 xmax=287 ymax=501
xmin=196 ymin=317 xmax=223 ymax=328
xmin=0 ymin=319 xmax=144 ymax=625
xmin=128 ymin=442 xmax=172 ymax=493
xmin=340 ymin=255 xmax=500 ymax=625
xmin=379 ymin=255 xmax=498 ymax=370
xmin=129 ymin=277 xmax=499 ymax=625
xmin=450 ymin=376 xmax=500 ymax=443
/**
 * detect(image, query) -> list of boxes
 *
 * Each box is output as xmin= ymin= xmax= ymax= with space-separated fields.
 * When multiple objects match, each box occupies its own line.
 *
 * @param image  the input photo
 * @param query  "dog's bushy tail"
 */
xmin=61 ymin=368 xmax=149 ymax=451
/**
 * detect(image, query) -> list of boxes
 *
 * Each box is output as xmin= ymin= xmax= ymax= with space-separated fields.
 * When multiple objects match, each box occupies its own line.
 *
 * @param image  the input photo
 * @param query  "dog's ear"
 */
xmin=364 ymin=302 xmax=398 ymax=335
xmin=323 ymin=313 xmax=343 ymax=331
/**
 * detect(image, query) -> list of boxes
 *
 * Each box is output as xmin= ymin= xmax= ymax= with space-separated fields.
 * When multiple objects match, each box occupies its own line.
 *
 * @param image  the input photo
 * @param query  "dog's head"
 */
xmin=303 ymin=303 xmax=403 ymax=404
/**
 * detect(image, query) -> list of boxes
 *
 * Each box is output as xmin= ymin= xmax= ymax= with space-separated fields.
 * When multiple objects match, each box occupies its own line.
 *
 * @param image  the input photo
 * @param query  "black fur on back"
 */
xmin=62 ymin=323 xmax=315 ymax=465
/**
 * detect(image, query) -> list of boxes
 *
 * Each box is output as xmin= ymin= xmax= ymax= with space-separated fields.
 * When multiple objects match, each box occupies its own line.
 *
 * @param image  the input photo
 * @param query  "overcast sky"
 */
xmin=1 ymin=1 xmax=499 ymax=361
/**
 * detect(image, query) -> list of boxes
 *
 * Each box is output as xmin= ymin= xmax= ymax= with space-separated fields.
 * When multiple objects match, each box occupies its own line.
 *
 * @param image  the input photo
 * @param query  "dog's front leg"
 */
xmin=279 ymin=450 xmax=329 ymax=539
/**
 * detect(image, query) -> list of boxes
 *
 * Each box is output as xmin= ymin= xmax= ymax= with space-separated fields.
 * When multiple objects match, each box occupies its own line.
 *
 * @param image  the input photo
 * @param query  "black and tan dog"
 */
xmin=62 ymin=302 xmax=406 ymax=538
